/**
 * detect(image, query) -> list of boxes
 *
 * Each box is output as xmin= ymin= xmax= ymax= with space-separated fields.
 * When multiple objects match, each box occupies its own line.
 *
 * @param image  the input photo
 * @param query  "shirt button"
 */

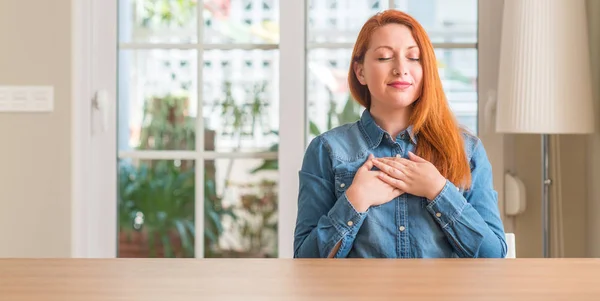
xmin=347 ymin=221 xmax=354 ymax=226
xmin=395 ymin=154 xmax=401 ymax=158
xmin=399 ymin=226 xmax=406 ymax=232
xmin=340 ymin=183 xmax=346 ymax=188
xmin=436 ymin=212 xmax=442 ymax=218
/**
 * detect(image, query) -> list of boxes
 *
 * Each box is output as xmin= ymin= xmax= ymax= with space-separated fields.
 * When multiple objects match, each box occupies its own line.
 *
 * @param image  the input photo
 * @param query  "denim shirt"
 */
xmin=294 ymin=110 xmax=507 ymax=258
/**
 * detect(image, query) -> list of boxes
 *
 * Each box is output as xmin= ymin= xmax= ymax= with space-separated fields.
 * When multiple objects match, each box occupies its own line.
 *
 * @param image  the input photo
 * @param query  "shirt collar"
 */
xmin=359 ymin=109 xmax=418 ymax=148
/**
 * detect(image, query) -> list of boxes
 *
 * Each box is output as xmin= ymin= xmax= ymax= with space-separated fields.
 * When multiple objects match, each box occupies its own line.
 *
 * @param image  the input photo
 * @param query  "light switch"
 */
xmin=0 ymin=86 xmax=54 ymax=112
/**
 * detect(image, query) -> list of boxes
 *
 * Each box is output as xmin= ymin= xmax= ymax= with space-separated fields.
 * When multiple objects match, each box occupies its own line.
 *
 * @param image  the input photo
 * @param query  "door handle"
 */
xmin=92 ymin=89 xmax=110 ymax=133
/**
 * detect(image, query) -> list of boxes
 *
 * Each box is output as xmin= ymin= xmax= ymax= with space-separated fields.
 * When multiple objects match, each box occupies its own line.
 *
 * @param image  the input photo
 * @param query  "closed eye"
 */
xmin=378 ymin=57 xmax=392 ymax=61
xmin=408 ymin=57 xmax=420 ymax=62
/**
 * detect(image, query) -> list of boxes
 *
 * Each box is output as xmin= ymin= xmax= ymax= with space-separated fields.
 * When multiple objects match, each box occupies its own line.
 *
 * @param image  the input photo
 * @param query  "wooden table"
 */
xmin=1 ymin=259 xmax=599 ymax=300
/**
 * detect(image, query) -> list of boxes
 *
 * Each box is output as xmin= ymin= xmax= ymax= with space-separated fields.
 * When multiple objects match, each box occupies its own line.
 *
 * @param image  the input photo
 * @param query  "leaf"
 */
xmin=249 ymin=160 xmax=278 ymax=174
xmin=174 ymin=220 xmax=191 ymax=255
xmin=309 ymin=121 xmax=321 ymax=136
xmin=161 ymin=232 xmax=173 ymax=258
xmin=208 ymin=211 xmax=224 ymax=234
xmin=338 ymin=96 xmax=360 ymax=125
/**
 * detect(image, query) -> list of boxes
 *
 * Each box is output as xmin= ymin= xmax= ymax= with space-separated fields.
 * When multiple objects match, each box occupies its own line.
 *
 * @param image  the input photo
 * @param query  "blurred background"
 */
xmin=0 ymin=0 xmax=598 ymax=259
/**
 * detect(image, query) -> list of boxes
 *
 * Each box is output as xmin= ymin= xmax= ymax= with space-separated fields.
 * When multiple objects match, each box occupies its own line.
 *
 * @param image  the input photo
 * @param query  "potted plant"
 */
xmin=117 ymin=93 xmax=233 ymax=257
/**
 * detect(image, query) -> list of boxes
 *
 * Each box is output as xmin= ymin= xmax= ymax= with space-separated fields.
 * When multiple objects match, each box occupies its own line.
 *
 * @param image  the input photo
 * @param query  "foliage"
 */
xmin=118 ymin=93 xmax=234 ymax=258
xmin=309 ymin=92 xmax=362 ymax=137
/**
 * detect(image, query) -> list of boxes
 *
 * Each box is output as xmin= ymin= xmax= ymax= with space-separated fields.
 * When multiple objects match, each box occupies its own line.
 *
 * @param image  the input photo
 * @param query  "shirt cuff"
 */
xmin=426 ymin=180 xmax=468 ymax=228
xmin=327 ymin=191 xmax=368 ymax=234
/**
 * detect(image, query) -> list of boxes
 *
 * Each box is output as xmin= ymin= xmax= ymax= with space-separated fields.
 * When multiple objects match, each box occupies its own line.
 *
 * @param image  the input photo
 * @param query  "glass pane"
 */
xmin=308 ymin=0 xmax=389 ymax=43
xmin=204 ymin=159 xmax=278 ymax=258
xmin=118 ymin=159 xmax=195 ymax=258
xmin=203 ymin=50 xmax=279 ymax=152
xmin=436 ymin=48 xmax=478 ymax=134
xmin=395 ymin=0 xmax=477 ymax=43
xmin=118 ymin=49 xmax=197 ymax=151
xmin=307 ymin=48 xmax=362 ymax=140
xmin=306 ymin=48 xmax=478 ymax=137
xmin=119 ymin=0 xmax=197 ymax=43
xmin=204 ymin=0 xmax=280 ymax=44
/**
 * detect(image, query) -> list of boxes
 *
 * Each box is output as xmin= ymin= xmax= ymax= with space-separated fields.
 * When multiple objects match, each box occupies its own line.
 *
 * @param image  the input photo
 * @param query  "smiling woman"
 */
xmin=75 ymin=0 xmax=504 ymax=260
xmin=294 ymin=10 xmax=507 ymax=259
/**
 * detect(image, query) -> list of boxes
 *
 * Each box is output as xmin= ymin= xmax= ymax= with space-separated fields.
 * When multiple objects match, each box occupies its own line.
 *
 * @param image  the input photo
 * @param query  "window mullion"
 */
xmin=195 ymin=0 xmax=205 ymax=259
xmin=278 ymin=0 xmax=307 ymax=258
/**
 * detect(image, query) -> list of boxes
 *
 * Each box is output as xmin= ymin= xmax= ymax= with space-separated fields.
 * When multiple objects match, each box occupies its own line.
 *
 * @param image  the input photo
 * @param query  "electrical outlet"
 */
xmin=0 ymin=86 xmax=54 ymax=112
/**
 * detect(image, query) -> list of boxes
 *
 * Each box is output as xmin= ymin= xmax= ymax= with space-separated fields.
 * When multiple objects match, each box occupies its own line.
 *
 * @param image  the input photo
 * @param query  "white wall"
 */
xmin=0 ymin=0 xmax=72 ymax=257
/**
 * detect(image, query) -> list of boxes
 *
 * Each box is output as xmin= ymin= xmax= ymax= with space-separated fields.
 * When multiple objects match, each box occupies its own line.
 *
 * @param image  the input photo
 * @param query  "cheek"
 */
xmin=365 ymin=65 xmax=389 ymax=85
xmin=411 ymin=67 xmax=423 ymax=87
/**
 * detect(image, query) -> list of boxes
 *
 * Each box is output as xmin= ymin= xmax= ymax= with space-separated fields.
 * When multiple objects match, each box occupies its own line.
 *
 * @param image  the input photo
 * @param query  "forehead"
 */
xmin=368 ymin=23 xmax=418 ymax=49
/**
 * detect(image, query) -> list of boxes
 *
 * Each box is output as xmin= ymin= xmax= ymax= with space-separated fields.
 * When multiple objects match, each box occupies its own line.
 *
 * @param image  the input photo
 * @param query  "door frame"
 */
xmin=71 ymin=0 xmax=117 ymax=258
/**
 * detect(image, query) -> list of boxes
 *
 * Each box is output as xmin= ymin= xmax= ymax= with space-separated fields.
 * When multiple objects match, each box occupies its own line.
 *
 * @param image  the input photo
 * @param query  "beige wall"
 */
xmin=0 ymin=0 xmax=71 ymax=257
xmin=511 ymin=0 xmax=598 ymax=258
xmin=586 ymin=0 xmax=600 ymax=257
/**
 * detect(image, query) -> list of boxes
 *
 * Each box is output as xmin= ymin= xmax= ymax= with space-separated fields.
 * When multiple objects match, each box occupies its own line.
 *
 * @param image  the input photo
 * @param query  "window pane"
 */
xmin=307 ymin=48 xmax=362 ymax=140
xmin=395 ymin=0 xmax=477 ymax=43
xmin=205 ymin=159 xmax=278 ymax=258
xmin=436 ymin=48 xmax=478 ymax=134
xmin=118 ymin=50 xmax=197 ymax=151
xmin=203 ymin=50 xmax=279 ymax=152
xmin=118 ymin=159 xmax=195 ymax=258
xmin=308 ymin=0 xmax=390 ymax=43
xmin=307 ymin=48 xmax=478 ymax=137
xmin=119 ymin=0 xmax=197 ymax=43
xmin=204 ymin=0 xmax=280 ymax=44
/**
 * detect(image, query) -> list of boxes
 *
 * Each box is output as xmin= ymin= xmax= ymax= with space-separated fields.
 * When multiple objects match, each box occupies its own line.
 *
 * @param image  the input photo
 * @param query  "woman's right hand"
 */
xmin=345 ymin=154 xmax=404 ymax=212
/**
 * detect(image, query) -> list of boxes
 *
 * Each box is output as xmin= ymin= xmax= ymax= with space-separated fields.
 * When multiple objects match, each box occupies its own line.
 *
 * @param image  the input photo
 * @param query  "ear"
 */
xmin=353 ymin=61 xmax=366 ymax=85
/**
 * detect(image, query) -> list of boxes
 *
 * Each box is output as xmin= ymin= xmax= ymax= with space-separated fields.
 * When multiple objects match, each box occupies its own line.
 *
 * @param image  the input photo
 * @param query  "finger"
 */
xmin=376 ymin=158 xmax=406 ymax=171
xmin=408 ymin=151 xmax=427 ymax=163
xmin=377 ymin=158 xmax=413 ymax=177
xmin=361 ymin=154 xmax=375 ymax=171
xmin=372 ymin=159 xmax=406 ymax=180
xmin=387 ymin=157 xmax=417 ymax=171
xmin=391 ymin=188 xmax=404 ymax=198
xmin=377 ymin=171 xmax=407 ymax=191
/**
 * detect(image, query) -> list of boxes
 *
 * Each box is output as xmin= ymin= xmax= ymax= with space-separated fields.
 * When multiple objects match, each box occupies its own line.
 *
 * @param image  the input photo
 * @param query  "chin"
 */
xmin=381 ymin=96 xmax=417 ymax=110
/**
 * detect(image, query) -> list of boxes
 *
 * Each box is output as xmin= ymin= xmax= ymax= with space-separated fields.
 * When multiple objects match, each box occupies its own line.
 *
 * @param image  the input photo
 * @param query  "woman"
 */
xmin=293 ymin=10 xmax=507 ymax=258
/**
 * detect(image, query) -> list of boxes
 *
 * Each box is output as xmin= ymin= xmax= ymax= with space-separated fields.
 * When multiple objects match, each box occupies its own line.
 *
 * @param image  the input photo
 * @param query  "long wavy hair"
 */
xmin=348 ymin=10 xmax=472 ymax=189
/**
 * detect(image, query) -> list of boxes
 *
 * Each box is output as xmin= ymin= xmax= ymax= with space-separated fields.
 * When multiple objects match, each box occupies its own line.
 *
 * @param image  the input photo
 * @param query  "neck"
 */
xmin=369 ymin=104 xmax=412 ymax=138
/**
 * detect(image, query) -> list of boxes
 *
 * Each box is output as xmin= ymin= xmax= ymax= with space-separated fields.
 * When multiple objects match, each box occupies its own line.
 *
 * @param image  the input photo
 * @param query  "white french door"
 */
xmin=74 ymin=0 xmax=506 ymax=258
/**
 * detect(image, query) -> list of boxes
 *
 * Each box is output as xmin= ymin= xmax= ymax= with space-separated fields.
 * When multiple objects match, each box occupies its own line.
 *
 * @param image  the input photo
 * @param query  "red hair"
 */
xmin=348 ymin=10 xmax=471 ymax=189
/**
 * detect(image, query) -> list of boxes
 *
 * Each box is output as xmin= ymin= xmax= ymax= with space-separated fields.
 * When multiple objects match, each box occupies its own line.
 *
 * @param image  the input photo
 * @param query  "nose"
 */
xmin=393 ymin=59 xmax=407 ymax=76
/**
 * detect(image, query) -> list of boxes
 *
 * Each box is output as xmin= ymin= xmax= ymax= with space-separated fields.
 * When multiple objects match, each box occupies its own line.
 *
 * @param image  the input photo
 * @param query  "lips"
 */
xmin=388 ymin=81 xmax=412 ymax=90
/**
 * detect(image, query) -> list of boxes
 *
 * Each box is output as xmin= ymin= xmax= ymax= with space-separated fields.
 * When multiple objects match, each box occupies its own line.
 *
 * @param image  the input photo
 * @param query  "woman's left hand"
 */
xmin=372 ymin=152 xmax=447 ymax=200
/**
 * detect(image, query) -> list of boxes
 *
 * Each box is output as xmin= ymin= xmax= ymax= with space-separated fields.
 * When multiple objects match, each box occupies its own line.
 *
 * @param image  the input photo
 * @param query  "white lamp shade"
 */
xmin=496 ymin=0 xmax=595 ymax=134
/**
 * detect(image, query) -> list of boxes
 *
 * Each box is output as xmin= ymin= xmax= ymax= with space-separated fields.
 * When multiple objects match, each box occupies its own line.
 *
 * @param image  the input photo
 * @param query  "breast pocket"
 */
xmin=333 ymin=173 xmax=355 ymax=200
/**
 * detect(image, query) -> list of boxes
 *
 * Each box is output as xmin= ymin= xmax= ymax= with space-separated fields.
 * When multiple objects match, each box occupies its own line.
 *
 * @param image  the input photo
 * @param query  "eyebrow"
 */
xmin=373 ymin=45 xmax=419 ymax=51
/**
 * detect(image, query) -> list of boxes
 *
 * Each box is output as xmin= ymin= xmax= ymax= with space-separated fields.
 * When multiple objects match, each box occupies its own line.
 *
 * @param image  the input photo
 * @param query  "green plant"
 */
xmin=118 ymin=92 xmax=234 ymax=258
xmin=309 ymin=92 xmax=362 ymax=137
xmin=235 ymin=179 xmax=278 ymax=257
xmin=118 ymin=160 xmax=195 ymax=257
xmin=207 ymin=80 xmax=279 ymax=257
